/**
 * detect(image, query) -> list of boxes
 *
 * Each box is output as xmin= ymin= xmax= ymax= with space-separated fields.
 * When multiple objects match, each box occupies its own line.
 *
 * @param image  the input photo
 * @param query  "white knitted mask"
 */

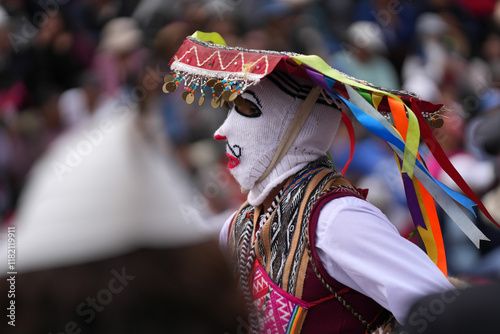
xmin=214 ymin=72 xmax=342 ymax=205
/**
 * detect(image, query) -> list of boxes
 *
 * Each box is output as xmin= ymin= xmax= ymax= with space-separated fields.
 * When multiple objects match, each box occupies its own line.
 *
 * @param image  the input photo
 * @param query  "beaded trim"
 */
xmin=186 ymin=36 xmax=303 ymax=57
xmin=162 ymin=69 xmax=255 ymax=108
xmin=378 ymin=110 xmax=444 ymax=128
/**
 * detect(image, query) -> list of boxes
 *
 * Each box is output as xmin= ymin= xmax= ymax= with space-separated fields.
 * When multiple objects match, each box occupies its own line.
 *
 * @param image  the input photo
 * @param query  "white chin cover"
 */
xmin=214 ymin=72 xmax=342 ymax=206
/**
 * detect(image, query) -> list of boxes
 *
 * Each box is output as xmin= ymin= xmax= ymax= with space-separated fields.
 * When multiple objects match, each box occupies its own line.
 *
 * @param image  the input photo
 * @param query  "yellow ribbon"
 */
xmin=190 ymin=31 xmax=227 ymax=46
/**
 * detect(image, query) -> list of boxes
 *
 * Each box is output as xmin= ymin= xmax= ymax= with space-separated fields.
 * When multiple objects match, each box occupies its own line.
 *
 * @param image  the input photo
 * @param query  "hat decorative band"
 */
xmin=166 ymin=35 xmax=302 ymax=108
xmin=167 ymin=33 xmax=443 ymax=128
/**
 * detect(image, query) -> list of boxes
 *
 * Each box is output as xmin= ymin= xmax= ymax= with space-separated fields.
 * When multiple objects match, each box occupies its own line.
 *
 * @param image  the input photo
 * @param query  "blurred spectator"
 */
xmin=92 ymin=17 xmax=148 ymax=97
xmin=352 ymin=0 xmax=421 ymax=70
xmin=423 ymin=0 xmax=483 ymax=58
xmin=331 ymin=21 xmax=399 ymax=89
xmin=321 ymin=0 xmax=355 ymax=50
xmin=402 ymin=11 xmax=471 ymax=116
xmin=4 ymin=89 xmax=63 ymax=209
xmin=402 ymin=13 xmax=449 ymax=87
xmin=0 ymin=5 xmax=30 ymax=117
xmin=465 ymin=89 xmax=500 ymax=160
xmin=425 ymin=108 xmax=498 ymax=276
xmin=58 ymin=71 xmax=109 ymax=129
xmin=153 ymin=20 xmax=193 ymax=60
xmin=329 ymin=19 xmax=407 ymax=232
xmin=0 ymin=126 xmax=13 ymax=217
xmin=242 ymin=28 xmax=273 ymax=50
xmin=251 ymin=1 xmax=295 ymax=52
xmin=152 ymin=21 xmax=228 ymax=173
xmin=473 ymin=109 xmax=500 ymax=157
xmin=468 ymin=102 xmax=500 ymax=278
xmin=79 ymin=0 xmax=142 ymax=34
xmin=25 ymin=10 xmax=87 ymax=106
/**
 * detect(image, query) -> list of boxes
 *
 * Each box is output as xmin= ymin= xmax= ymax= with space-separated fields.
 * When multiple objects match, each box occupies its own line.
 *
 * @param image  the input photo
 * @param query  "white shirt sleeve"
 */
xmin=315 ymin=196 xmax=454 ymax=324
xmin=219 ymin=211 xmax=237 ymax=256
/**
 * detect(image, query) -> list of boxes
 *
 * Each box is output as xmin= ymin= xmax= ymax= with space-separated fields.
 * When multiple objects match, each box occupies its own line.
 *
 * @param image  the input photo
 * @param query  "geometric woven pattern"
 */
xmin=252 ymin=261 xmax=307 ymax=334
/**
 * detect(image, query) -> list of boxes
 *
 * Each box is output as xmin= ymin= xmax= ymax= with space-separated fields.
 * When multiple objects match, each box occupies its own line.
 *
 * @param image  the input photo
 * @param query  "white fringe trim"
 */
xmin=170 ymin=61 xmax=265 ymax=83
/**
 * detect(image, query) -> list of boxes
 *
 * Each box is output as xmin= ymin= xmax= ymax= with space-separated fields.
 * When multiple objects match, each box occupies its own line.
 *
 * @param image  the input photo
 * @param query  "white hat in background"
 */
xmin=415 ymin=12 xmax=448 ymax=38
xmin=99 ymin=17 xmax=142 ymax=54
xmin=346 ymin=21 xmax=387 ymax=54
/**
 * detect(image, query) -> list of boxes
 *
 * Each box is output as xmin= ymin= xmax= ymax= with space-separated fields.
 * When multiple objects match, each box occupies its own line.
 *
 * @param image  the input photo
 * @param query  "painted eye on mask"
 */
xmin=235 ymin=99 xmax=262 ymax=118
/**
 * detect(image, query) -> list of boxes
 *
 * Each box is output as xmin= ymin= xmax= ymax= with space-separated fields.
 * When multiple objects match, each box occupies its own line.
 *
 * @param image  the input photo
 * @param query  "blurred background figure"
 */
xmin=465 ymin=95 xmax=500 ymax=279
xmin=402 ymin=282 xmax=500 ymax=333
xmin=92 ymin=17 xmax=147 ymax=97
xmin=402 ymin=12 xmax=451 ymax=90
xmin=58 ymin=71 xmax=108 ymax=129
xmin=0 ymin=62 xmax=246 ymax=333
xmin=331 ymin=20 xmax=399 ymax=89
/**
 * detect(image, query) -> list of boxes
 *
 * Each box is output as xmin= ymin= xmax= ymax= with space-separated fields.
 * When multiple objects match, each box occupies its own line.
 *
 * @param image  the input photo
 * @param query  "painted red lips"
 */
xmin=214 ymin=135 xmax=240 ymax=169
xmin=214 ymin=135 xmax=226 ymax=142
xmin=226 ymin=153 xmax=240 ymax=169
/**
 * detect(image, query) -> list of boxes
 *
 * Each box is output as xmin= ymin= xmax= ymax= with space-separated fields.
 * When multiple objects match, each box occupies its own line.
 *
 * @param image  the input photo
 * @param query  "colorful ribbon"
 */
xmin=293 ymin=54 xmax=492 ymax=274
xmin=340 ymin=85 xmax=489 ymax=246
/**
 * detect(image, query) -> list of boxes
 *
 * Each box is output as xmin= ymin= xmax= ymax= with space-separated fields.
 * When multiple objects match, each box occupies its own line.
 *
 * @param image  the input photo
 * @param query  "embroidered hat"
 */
xmin=165 ymin=31 xmax=499 ymax=276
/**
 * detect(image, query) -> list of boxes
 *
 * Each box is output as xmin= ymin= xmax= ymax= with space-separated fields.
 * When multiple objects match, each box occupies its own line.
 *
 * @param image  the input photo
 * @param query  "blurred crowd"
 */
xmin=1 ymin=1 xmax=500 ymax=333
xmin=1 ymin=0 xmax=500 ymax=278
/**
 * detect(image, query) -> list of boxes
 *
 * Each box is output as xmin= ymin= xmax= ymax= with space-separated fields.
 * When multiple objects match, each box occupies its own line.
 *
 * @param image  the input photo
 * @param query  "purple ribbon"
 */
xmin=304 ymin=67 xmax=332 ymax=92
xmin=402 ymin=172 xmax=427 ymax=230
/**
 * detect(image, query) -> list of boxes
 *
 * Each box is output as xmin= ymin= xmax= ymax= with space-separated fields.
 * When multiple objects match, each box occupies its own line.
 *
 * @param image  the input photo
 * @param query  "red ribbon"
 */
xmin=410 ymin=98 xmax=500 ymax=229
xmin=341 ymin=112 xmax=355 ymax=175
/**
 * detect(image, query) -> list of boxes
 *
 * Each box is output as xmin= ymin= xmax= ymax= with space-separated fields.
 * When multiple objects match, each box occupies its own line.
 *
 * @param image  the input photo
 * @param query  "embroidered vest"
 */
xmin=228 ymin=159 xmax=389 ymax=333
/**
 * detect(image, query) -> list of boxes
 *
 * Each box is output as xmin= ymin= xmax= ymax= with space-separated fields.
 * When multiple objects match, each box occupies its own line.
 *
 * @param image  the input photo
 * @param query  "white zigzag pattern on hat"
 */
xmin=174 ymin=45 xmax=271 ymax=74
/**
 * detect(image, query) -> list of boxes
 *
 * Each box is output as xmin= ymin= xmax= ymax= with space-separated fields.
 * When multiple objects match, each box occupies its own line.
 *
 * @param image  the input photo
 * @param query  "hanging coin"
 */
xmin=199 ymin=95 xmax=205 ymax=106
xmin=186 ymin=92 xmax=195 ymax=104
xmin=222 ymin=90 xmax=231 ymax=101
xmin=229 ymin=92 xmax=239 ymax=101
xmin=213 ymin=82 xmax=224 ymax=93
xmin=182 ymin=91 xmax=190 ymax=101
xmin=222 ymin=100 xmax=231 ymax=109
xmin=165 ymin=81 xmax=177 ymax=92
xmin=433 ymin=118 xmax=444 ymax=128
xmin=164 ymin=74 xmax=174 ymax=83
xmin=206 ymin=78 xmax=217 ymax=87
xmin=162 ymin=83 xmax=170 ymax=94
xmin=234 ymin=95 xmax=245 ymax=107
xmin=211 ymin=97 xmax=220 ymax=108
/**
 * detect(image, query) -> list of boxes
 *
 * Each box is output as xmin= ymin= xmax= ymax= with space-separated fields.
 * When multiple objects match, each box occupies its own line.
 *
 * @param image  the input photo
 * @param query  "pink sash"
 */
xmin=251 ymin=260 xmax=333 ymax=333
